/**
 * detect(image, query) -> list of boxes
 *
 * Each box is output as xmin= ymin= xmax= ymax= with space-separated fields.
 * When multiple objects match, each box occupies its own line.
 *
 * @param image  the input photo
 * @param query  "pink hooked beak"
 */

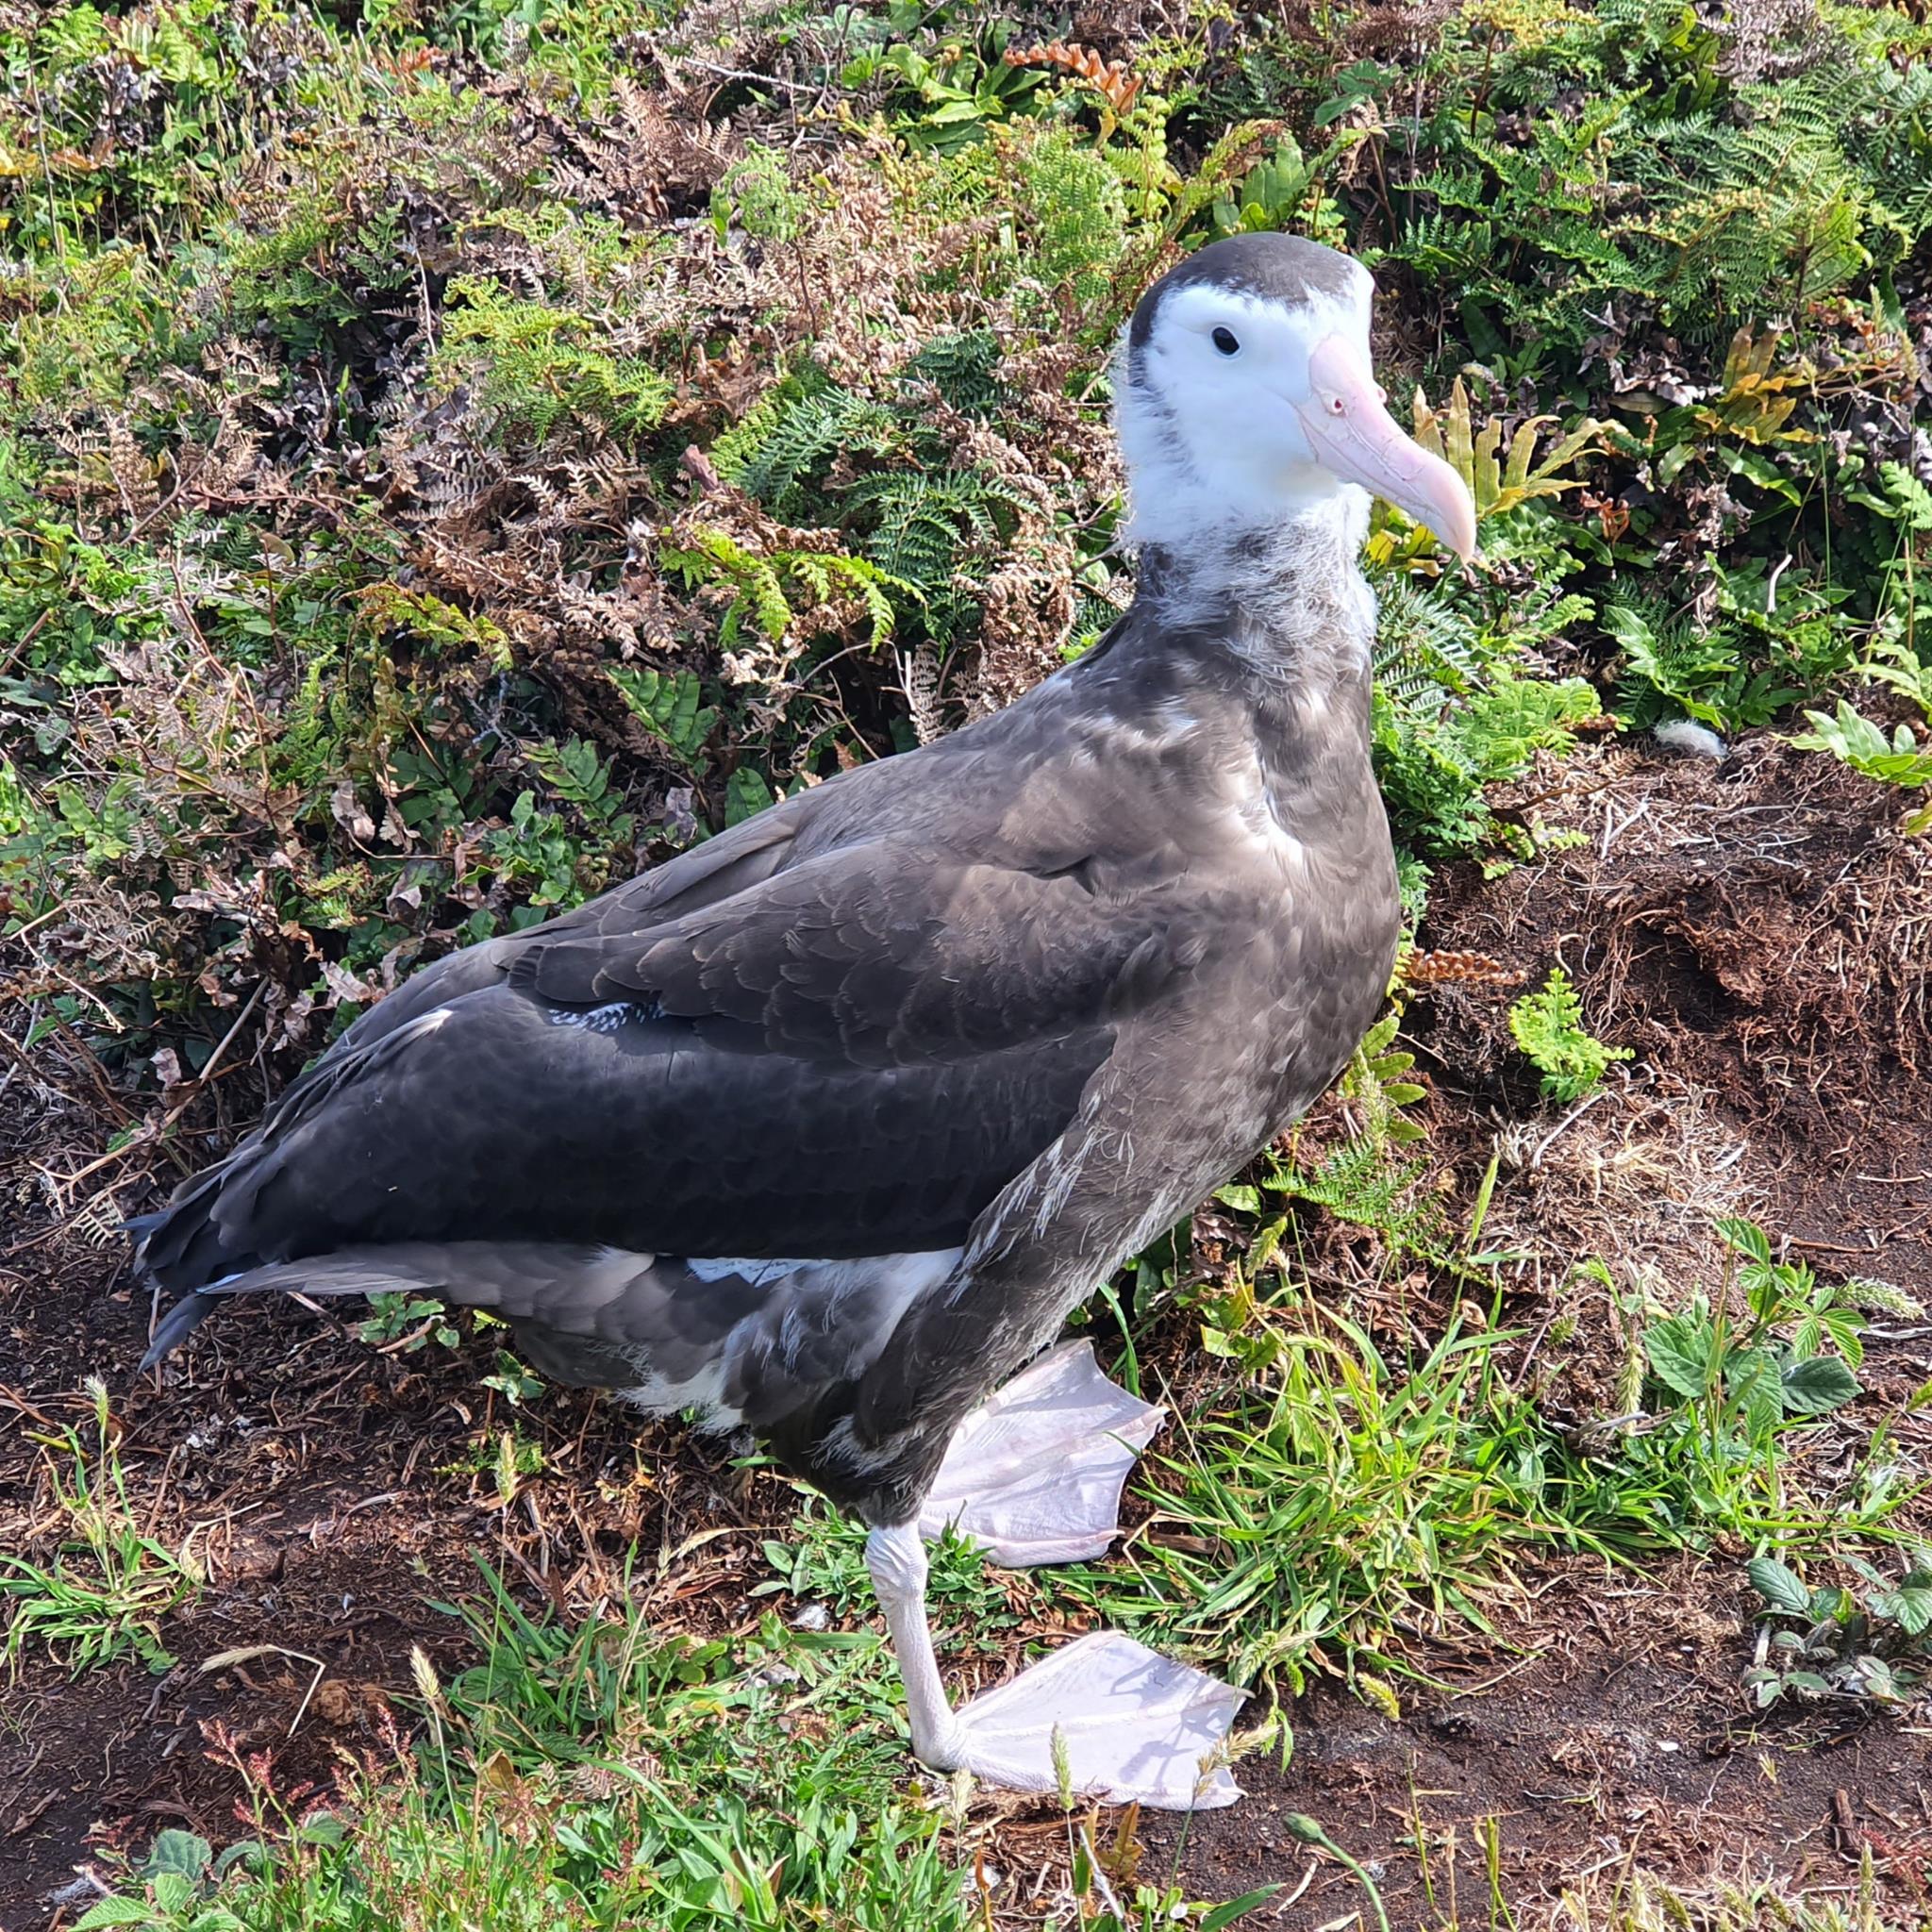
xmin=1297 ymin=336 xmax=1478 ymax=563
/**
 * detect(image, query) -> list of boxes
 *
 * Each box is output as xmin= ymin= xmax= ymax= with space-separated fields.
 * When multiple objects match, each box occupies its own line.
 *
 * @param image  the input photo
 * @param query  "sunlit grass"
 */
xmin=1 ymin=1379 xmax=203 ymax=1676
xmin=1060 ymin=1293 xmax=1607 ymax=1688
xmin=1559 ymin=1848 xmax=1893 ymax=1932
xmin=73 ymin=1564 xmax=1277 ymax=1932
xmin=1058 ymin=1274 xmax=1918 ymax=1694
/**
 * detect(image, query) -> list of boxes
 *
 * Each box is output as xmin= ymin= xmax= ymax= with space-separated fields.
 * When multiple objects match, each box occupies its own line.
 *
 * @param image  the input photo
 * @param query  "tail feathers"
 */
xmin=140 ymin=1253 xmax=458 ymax=1370
xmin=135 ymin=1148 xmax=256 ymax=1288
xmin=140 ymin=1289 xmax=223 ymax=1370
xmin=200 ymin=1253 xmax=456 ymax=1300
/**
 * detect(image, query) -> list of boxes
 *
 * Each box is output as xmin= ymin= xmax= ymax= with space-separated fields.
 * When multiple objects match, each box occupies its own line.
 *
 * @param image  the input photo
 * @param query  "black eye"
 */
xmin=1211 ymin=326 xmax=1241 ymax=357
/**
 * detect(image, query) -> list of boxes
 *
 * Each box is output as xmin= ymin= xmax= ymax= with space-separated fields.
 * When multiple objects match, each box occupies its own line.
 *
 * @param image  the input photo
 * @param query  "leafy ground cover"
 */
xmin=4 ymin=0 xmax=1932 ymax=1925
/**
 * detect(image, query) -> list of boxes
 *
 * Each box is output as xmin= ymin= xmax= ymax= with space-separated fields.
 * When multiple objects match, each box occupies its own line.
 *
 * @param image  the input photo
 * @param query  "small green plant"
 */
xmin=1641 ymin=1291 xmax=1859 ymax=1425
xmin=1208 ymin=131 xmax=1352 ymax=243
xmin=478 ymin=1354 xmax=544 ymax=1408
xmin=752 ymin=1507 xmax=1018 ymax=1653
xmin=1370 ymin=583 xmax=1603 ymax=868
xmin=438 ymin=1429 xmax=547 ymax=1507
xmin=481 ymin=789 xmax=603 ymax=911
xmin=877 ymin=25 xmax=1044 ymax=153
xmin=1601 ymin=1218 xmax=1885 ymax=1537
xmin=1508 ymin=967 xmax=1633 ymax=1101
xmin=1742 ymin=1549 xmax=1932 ymax=1708
xmin=710 ymin=142 xmax=808 ymax=242
xmin=358 ymin=585 xmax=515 ymax=675
xmin=659 ymin=526 xmax=903 ymax=651
xmin=1861 ymin=629 xmax=1932 ymax=721
xmin=1012 ymin=123 xmax=1130 ymax=313
xmin=1 ymin=1381 xmax=204 ymax=1674
xmin=71 ymin=1824 xmax=325 ymax=1929
xmin=430 ymin=277 xmax=673 ymax=447
xmin=1718 ymin=1217 xmax=1874 ymax=1369
xmin=604 ymin=665 xmax=717 ymax=770
xmin=355 ymin=1291 xmax=460 ymax=1352
xmin=1643 ymin=1219 xmax=1865 ymax=1427
xmin=1064 ymin=1885 xmax=1277 ymax=1932
xmin=1790 ymin=701 xmax=1932 ymax=832
xmin=1407 ymin=380 xmax=1607 ymax=528
xmin=1064 ymin=1287 xmax=1633 ymax=1688
xmin=1209 ymin=1011 xmax=1446 ymax=1320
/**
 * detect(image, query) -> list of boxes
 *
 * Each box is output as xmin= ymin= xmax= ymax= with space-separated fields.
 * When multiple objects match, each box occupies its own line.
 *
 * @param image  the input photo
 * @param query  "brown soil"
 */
xmin=1418 ymin=733 xmax=1932 ymax=1302
xmin=1158 ymin=1559 xmax=1932 ymax=1930
xmin=0 ymin=1312 xmax=795 ymax=1925
xmin=6 ymin=733 xmax=1932 ymax=1929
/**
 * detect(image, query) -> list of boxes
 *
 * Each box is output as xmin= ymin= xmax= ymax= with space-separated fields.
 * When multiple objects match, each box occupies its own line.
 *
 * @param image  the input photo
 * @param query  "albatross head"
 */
xmin=1116 ymin=233 xmax=1477 ymax=565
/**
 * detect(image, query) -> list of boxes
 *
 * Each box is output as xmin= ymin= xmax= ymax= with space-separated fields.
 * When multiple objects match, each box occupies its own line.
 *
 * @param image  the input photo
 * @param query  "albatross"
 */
xmin=135 ymin=232 xmax=1476 ymax=1810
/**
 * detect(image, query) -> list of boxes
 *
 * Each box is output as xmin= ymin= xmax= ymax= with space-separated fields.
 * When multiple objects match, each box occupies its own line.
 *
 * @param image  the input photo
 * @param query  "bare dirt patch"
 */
xmin=0 ymin=1269 xmax=796 ymax=1922
xmin=1417 ymin=733 xmax=1932 ymax=1300
xmin=1158 ymin=1558 xmax=1932 ymax=1930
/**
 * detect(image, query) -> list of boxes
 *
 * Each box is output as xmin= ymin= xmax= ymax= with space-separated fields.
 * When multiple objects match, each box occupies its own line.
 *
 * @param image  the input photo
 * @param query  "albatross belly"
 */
xmin=176 ymin=1241 xmax=962 ymax=1435
xmin=596 ymin=1247 xmax=963 ymax=1425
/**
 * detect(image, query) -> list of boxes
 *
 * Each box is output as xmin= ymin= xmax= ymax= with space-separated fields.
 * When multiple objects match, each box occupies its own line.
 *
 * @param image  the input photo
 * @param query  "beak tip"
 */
xmin=1443 ymin=491 xmax=1478 ymax=566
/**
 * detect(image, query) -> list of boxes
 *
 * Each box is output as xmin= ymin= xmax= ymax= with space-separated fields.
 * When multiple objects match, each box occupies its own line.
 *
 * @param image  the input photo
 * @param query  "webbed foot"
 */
xmin=928 ymin=1629 xmax=1242 ymax=1808
xmin=917 ymin=1341 xmax=1162 ymax=1567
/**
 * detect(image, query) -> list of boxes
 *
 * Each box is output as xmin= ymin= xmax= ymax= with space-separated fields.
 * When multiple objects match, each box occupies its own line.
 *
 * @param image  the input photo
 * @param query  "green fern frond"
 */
xmin=902 ymin=332 xmax=1004 ymax=416
xmin=711 ymin=375 xmax=901 ymax=513
xmin=662 ymin=527 xmax=908 ymax=647
xmin=846 ymin=468 xmax=1028 ymax=591
xmin=1373 ymin=581 xmax=1487 ymax=707
xmin=1508 ymin=967 xmax=1633 ymax=1101
xmin=606 ymin=665 xmax=716 ymax=768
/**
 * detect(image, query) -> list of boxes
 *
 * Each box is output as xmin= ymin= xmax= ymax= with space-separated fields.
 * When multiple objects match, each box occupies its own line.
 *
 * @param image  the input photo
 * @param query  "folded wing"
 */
xmin=139 ymin=814 xmax=1190 ymax=1317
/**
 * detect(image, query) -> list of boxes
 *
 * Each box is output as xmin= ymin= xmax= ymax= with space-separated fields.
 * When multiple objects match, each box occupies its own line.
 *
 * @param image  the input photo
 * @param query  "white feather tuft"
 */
xmin=1653 ymin=718 xmax=1727 ymax=760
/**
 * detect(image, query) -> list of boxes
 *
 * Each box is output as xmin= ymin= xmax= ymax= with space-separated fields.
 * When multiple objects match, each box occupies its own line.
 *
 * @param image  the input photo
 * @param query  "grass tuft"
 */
xmin=1 ymin=1380 xmax=203 ymax=1676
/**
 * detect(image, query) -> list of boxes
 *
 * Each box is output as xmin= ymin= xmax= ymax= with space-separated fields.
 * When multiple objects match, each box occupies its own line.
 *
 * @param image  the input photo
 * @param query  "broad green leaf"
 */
xmin=72 ymin=1904 xmax=156 ymax=1929
xmin=1811 ymin=1584 xmax=1856 ymax=1624
xmin=1715 ymin=1216 xmax=1772 ymax=1264
xmin=1643 ymin=1312 xmax=1712 ymax=1401
xmin=1745 ymin=1556 xmax=1810 ymax=1615
xmin=1851 ymin=1655 xmax=1902 ymax=1700
xmin=1779 ymin=1355 xmax=1860 ymax=1415
xmin=214 ymin=1838 xmax=270 ymax=1875
xmin=150 ymin=1873 xmax=194 ymax=1913
xmin=1886 ymin=1583 xmax=1932 ymax=1637
xmin=724 ymin=766 xmax=774 ymax=826
xmin=1821 ymin=1309 xmax=1865 ymax=1370
xmin=142 ymin=1831 xmax=212 ymax=1882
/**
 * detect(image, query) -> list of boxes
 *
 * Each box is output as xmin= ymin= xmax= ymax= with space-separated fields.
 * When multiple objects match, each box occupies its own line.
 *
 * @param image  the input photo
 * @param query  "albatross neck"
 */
xmin=1124 ymin=500 xmax=1379 ymax=736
